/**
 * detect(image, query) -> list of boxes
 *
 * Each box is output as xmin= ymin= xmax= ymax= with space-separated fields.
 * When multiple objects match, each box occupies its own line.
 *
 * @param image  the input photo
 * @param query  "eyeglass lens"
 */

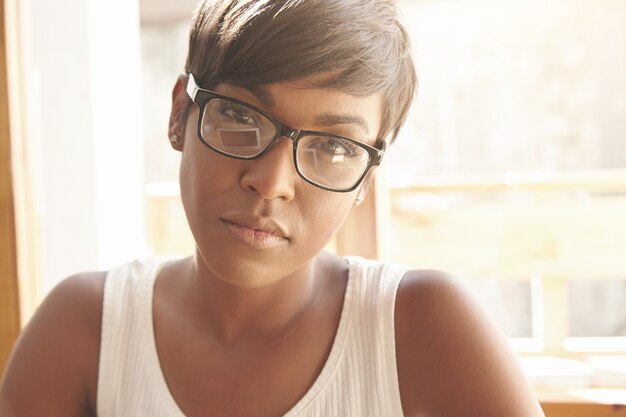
xmin=200 ymin=98 xmax=371 ymax=190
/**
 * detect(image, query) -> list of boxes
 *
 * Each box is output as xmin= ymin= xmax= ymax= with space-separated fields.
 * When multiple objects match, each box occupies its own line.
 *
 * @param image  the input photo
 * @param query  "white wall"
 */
xmin=24 ymin=0 xmax=146 ymax=293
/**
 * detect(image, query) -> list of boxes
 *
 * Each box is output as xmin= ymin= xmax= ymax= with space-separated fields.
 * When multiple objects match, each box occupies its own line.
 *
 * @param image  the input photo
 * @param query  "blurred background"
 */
xmin=1 ymin=0 xmax=625 ymax=411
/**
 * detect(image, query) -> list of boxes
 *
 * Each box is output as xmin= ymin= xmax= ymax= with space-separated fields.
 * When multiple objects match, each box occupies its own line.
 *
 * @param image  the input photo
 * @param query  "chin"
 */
xmin=194 ymin=245 xmax=301 ymax=289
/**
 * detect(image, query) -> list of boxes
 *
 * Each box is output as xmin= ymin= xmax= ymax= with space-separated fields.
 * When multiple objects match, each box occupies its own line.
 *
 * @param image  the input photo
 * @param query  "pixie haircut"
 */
xmin=184 ymin=0 xmax=417 ymax=143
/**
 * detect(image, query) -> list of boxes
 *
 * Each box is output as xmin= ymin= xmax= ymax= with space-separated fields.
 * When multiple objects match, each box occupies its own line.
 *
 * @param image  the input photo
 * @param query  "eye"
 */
xmin=218 ymin=102 xmax=259 ymax=126
xmin=314 ymin=137 xmax=362 ymax=158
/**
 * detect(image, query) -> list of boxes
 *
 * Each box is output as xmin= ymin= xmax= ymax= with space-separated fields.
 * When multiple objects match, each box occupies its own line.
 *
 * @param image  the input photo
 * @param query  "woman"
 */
xmin=0 ymin=0 xmax=545 ymax=416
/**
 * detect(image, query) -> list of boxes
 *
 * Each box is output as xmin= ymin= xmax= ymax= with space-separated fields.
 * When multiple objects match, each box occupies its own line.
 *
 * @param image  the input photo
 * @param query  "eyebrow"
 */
xmin=312 ymin=113 xmax=370 ymax=135
xmin=243 ymin=85 xmax=275 ymax=107
xmin=243 ymin=85 xmax=371 ymax=135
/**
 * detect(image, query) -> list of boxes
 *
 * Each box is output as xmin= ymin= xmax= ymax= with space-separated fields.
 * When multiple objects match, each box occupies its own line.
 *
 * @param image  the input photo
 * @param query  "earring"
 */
xmin=170 ymin=134 xmax=180 ymax=144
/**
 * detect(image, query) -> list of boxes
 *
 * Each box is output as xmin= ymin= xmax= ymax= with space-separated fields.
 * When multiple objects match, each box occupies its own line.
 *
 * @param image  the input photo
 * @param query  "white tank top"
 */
xmin=97 ymin=257 xmax=408 ymax=416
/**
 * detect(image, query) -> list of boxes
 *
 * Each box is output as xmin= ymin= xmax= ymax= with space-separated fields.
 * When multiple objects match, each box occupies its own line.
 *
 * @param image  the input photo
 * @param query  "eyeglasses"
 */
xmin=185 ymin=73 xmax=385 ymax=192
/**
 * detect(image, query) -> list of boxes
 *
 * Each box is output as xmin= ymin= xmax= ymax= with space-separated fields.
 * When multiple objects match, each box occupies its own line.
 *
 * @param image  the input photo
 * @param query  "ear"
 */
xmin=168 ymin=74 xmax=190 ymax=151
xmin=354 ymin=170 xmax=376 ymax=206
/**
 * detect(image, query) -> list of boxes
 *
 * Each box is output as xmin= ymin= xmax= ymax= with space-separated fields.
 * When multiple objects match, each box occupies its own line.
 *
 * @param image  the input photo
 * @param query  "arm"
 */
xmin=395 ymin=270 xmax=545 ymax=417
xmin=0 ymin=272 xmax=106 ymax=417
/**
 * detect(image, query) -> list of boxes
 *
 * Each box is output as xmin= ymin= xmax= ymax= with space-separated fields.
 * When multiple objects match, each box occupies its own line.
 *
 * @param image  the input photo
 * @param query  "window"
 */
xmin=386 ymin=0 xmax=626 ymax=392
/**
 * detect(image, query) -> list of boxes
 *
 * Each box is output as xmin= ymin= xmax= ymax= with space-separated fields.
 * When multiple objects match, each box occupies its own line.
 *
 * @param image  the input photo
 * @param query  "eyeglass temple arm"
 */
xmin=186 ymin=73 xmax=199 ymax=101
xmin=374 ymin=140 xmax=387 ymax=163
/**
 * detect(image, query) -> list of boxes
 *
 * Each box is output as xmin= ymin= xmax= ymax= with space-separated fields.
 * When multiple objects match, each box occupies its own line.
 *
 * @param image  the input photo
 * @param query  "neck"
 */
xmin=185 ymin=251 xmax=329 ymax=346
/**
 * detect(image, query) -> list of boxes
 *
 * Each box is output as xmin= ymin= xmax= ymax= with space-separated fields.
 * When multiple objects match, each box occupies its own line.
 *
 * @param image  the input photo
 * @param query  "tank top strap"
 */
xmin=97 ymin=259 xmax=182 ymax=417
xmin=345 ymin=256 xmax=408 ymax=416
xmin=286 ymin=257 xmax=408 ymax=416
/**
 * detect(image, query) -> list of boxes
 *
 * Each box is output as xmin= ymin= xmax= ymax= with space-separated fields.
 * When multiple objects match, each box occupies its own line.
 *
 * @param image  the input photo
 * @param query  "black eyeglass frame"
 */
xmin=186 ymin=73 xmax=386 ymax=193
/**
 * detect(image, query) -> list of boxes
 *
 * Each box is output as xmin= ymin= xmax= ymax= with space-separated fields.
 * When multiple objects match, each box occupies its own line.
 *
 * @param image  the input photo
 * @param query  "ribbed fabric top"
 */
xmin=97 ymin=257 xmax=408 ymax=417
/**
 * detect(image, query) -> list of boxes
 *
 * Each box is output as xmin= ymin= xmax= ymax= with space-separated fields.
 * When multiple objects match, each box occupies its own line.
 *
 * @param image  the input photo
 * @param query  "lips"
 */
xmin=220 ymin=214 xmax=289 ymax=248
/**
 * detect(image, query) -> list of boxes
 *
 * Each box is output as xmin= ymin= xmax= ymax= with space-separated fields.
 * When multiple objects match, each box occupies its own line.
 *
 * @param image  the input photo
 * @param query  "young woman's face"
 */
xmin=177 ymin=75 xmax=382 ymax=288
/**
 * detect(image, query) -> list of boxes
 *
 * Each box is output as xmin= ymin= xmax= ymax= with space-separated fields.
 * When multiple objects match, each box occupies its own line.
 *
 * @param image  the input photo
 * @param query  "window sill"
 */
xmin=538 ymin=389 xmax=626 ymax=417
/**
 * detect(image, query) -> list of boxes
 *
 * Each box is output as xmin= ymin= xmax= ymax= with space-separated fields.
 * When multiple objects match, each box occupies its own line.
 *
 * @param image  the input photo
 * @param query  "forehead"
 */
xmin=214 ymin=76 xmax=383 ymax=143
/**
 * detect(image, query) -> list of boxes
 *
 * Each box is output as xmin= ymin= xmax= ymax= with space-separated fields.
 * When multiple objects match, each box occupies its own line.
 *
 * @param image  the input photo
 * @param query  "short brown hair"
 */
xmin=185 ymin=0 xmax=417 ymax=143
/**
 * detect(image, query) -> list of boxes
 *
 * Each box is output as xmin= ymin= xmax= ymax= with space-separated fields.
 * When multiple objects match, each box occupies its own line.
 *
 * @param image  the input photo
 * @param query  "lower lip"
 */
xmin=221 ymin=220 xmax=287 ymax=248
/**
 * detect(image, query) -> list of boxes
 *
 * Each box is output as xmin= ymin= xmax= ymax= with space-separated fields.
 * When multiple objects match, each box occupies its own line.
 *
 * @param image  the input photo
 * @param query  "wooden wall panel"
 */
xmin=0 ymin=0 xmax=21 ymax=378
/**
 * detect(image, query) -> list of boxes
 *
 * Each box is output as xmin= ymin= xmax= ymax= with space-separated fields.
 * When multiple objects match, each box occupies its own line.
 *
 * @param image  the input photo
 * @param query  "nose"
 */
xmin=239 ymin=137 xmax=296 ymax=201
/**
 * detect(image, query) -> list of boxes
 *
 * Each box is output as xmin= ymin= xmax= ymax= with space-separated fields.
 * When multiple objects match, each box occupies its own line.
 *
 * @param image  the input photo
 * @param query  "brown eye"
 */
xmin=218 ymin=102 xmax=259 ymax=126
xmin=306 ymin=137 xmax=361 ymax=158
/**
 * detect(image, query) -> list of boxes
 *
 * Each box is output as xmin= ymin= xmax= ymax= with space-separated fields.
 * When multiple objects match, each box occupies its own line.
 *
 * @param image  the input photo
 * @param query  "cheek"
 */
xmin=179 ymin=151 xmax=197 ymax=209
xmin=179 ymin=138 xmax=206 ymax=205
xmin=178 ymin=135 xmax=232 ymax=222
xmin=179 ymin=112 xmax=237 ymax=200
xmin=180 ymin=161 xmax=238 ymax=226
xmin=299 ymin=192 xmax=356 ymax=246
xmin=179 ymin=150 xmax=203 ymax=235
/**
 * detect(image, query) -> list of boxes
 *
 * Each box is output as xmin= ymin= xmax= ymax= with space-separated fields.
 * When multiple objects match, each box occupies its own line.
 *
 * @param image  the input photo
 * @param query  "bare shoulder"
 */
xmin=394 ymin=270 xmax=544 ymax=417
xmin=0 ymin=271 xmax=107 ymax=417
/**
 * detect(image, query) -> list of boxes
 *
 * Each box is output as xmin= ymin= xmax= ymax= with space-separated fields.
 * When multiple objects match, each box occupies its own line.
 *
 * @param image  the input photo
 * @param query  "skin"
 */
xmin=0 ymin=74 xmax=545 ymax=417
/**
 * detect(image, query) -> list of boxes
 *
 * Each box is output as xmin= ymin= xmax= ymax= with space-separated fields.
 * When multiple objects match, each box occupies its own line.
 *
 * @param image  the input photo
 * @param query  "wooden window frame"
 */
xmin=0 ymin=0 xmax=21 ymax=378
